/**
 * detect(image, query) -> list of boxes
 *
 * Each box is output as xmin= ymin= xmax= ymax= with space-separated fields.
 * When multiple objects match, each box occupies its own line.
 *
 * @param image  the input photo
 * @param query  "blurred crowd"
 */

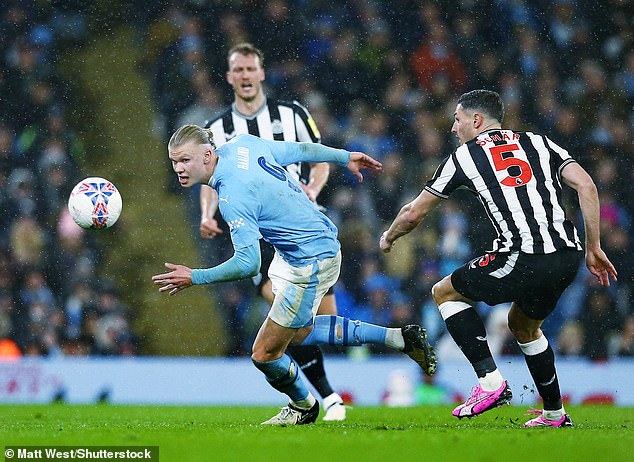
xmin=140 ymin=0 xmax=633 ymax=361
xmin=1 ymin=0 xmax=632 ymax=361
xmin=0 ymin=1 xmax=137 ymax=358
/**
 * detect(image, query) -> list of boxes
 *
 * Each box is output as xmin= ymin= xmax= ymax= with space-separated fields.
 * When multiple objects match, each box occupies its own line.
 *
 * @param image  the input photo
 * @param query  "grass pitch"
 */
xmin=1 ymin=404 xmax=632 ymax=462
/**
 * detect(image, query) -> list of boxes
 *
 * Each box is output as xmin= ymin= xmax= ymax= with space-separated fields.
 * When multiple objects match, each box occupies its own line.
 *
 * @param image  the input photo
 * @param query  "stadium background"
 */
xmin=0 ymin=0 xmax=632 ymax=390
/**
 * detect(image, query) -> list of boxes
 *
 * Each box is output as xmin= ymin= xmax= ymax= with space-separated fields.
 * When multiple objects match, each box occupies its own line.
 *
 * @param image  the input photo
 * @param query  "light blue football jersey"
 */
xmin=210 ymin=134 xmax=348 ymax=266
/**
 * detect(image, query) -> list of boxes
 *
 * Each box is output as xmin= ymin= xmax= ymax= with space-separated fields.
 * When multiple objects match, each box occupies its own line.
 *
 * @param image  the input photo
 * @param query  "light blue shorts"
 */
xmin=267 ymin=251 xmax=341 ymax=328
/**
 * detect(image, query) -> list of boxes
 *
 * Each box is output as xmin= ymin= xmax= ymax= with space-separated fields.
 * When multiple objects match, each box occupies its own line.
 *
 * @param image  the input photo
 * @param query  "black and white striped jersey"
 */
xmin=204 ymin=98 xmax=321 ymax=185
xmin=425 ymin=129 xmax=583 ymax=254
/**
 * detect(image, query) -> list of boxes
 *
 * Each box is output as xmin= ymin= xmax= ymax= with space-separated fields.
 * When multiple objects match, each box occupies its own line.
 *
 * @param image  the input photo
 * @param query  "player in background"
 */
xmin=380 ymin=90 xmax=617 ymax=427
xmin=153 ymin=125 xmax=437 ymax=426
xmin=199 ymin=43 xmax=346 ymax=421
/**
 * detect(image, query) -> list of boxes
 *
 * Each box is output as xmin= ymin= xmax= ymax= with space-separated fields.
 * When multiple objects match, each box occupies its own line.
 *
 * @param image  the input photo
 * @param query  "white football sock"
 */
xmin=292 ymin=393 xmax=316 ymax=410
xmin=385 ymin=328 xmax=405 ymax=350
xmin=477 ymin=369 xmax=505 ymax=391
xmin=543 ymin=407 xmax=564 ymax=421
xmin=323 ymin=393 xmax=343 ymax=410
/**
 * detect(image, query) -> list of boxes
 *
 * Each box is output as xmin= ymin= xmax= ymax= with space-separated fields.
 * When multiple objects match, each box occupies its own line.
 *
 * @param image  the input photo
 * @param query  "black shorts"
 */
xmin=451 ymin=248 xmax=581 ymax=320
xmin=254 ymin=241 xmax=335 ymax=296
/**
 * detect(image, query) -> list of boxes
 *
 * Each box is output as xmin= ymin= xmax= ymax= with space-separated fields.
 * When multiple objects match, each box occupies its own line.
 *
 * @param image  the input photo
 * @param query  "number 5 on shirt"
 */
xmin=489 ymin=143 xmax=533 ymax=187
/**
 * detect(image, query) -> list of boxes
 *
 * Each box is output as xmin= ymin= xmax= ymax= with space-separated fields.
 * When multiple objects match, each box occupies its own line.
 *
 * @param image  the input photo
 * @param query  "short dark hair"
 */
xmin=457 ymin=90 xmax=504 ymax=123
xmin=227 ymin=43 xmax=265 ymax=68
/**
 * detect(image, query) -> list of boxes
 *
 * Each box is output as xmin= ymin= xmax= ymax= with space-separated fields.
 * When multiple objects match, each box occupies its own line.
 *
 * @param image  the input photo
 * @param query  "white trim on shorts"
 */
xmin=488 ymin=251 xmax=519 ymax=278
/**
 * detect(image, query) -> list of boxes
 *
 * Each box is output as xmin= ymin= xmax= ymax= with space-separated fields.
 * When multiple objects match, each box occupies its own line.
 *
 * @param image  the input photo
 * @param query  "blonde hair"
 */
xmin=168 ymin=124 xmax=216 ymax=150
xmin=227 ymin=43 xmax=264 ymax=68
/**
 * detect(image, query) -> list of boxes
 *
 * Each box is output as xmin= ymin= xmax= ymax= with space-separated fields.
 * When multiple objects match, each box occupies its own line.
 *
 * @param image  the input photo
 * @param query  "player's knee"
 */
xmin=252 ymin=333 xmax=290 ymax=362
xmin=507 ymin=316 xmax=540 ymax=343
xmin=251 ymin=349 xmax=279 ymax=363
xmin=431 ymin=279 xmax=449 ymax=305
xmin=251 ymin=342 xmax=278 ymax=363
xmin=250 ymin=349 xmax=263 ymax=363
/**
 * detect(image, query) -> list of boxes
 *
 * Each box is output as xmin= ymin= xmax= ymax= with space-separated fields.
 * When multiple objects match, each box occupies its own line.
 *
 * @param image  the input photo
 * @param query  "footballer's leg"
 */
xmin=252 ymin=318 xmax=319 ymax=426
xmin=269 ymin=251 xmax=349 ymax=422
xmin=296 ymin=315 xmax=437 ymax=377
xmin=256 ymin=251 xmax=346 ymax=425
xmin=509 ymin=302 xmax=572 ymax=427
xmin=512 ymin=250 xmax=578 ymax=427
xmin=313 ymin=293 xmax=346 ymax=421
xmin=293 ymin=291 xmax=346 ymax=421
xmin=261 ymin=279 xmax=344 ymax=420
xmin=432 ymin=274 xmax=511 ymax=418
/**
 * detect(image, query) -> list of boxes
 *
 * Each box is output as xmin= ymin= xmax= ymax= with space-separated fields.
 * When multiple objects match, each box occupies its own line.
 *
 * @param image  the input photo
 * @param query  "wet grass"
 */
xmin=1 ymin=404 xmax=632 ymax=462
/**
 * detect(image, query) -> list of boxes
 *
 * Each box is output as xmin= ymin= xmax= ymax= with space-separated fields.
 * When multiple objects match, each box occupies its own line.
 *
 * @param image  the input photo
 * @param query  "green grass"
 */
xmin=1 ymin=405 xmax=632 ymax=462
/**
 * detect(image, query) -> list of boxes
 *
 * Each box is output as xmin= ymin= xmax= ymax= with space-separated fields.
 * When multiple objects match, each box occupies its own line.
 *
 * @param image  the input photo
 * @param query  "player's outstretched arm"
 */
xmin=152 ymin=243 xmax=261 ymax=295
xmin=153 ymin=243 xmax=261 ymax=297
xmin=561 ymin=162 xmax=617 ymax=286
xmin=347 ymin=152 xmax=382 ymax=183
xmin=380 ymin=190 xmax=441 ymax=253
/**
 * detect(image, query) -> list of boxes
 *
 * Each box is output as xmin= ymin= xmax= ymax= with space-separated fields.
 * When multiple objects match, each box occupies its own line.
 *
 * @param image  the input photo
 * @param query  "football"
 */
xmin=68 ymin=177 xmax=122 ymax=229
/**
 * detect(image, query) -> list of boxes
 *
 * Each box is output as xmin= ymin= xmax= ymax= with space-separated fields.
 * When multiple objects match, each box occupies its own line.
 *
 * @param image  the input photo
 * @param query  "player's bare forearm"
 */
xmin=578 ymin=182 xmax=618 ymax=286
xmin=304 ymin=162 xmax=330 ymax=200
xmin=200 ymin=184 xmax=218 ymax=217
xmin=380 ymin=190 xmax=441 ymax=252
xmin=380 ymin=203 xmax=420 ymax=252
xmin=561 ymin=163 xmax=601 ymax=249
xmin=577 ymin=182 xmax=601 ymax=250
xmin=200 ymin=184 xmax=223 ymax=238
xmin=562 ymin=163 xmax=617 ymax=285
